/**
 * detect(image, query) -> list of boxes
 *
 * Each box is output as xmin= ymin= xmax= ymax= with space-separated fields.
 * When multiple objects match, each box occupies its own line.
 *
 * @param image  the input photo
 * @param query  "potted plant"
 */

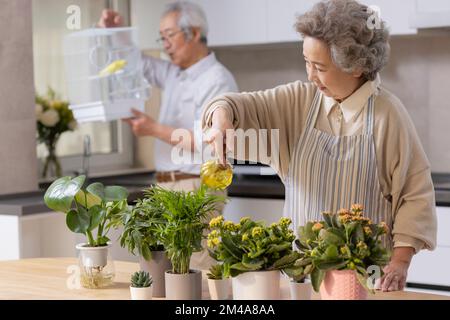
xmin=149 ymin=185 xmax=225 ymax=300
xmin=281 ymin=247 xmax=312 ymax=300
xmin=43 ymin=175 xmax=129 ymax=288
xmin=206 ymin=264 xmax=230 ymax=300
xmin=207 ymin=216 xmax=299 ymax=300
xmin=294 ymin=204 xmax=391 ymax=300
xmin=114 ymin=189 xmax=171 ymax=297
xmin=130 ymin=270 xmax=153 ymax=300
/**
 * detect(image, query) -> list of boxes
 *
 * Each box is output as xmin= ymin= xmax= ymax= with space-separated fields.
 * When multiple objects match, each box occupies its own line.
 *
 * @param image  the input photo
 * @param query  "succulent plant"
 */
xmin=130 ymin=271 xmax=153 ymax=288
xmin=207 ymin=264 xmax=224 ymax=280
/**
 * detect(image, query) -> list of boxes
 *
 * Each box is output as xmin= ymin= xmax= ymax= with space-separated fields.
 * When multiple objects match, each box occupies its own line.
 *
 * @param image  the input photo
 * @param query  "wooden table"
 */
xmin=1 ymin=258 xmax=449 ymax=300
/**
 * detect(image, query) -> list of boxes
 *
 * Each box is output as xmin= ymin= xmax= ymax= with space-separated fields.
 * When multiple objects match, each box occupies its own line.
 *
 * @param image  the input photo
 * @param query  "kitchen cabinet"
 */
xmin=191 ymin=0 xmax=267 ymax=47
xmin=131 ymin=0 xmax=418 ymax=49
xmin=358 ymin=0 xmax=417 ymax=35
xmin=408 ymin=206 xmax=450 ymax=287
xmin=409 ymin=0 xmax=450 ymax=29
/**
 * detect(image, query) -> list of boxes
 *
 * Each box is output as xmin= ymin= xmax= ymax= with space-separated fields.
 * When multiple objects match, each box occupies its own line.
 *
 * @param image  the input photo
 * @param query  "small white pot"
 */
xmin=76 ymin=243 xmax=110 ymax=267
xmin=289 ymin=280 xmax=312 ymax=300
xmin=130 ymin=286 xmax=153 ymax=300
xmin=208 ymin=278 xmax=231 ymax=300
xmin=232 ymin=270 xmax=280 ymax=300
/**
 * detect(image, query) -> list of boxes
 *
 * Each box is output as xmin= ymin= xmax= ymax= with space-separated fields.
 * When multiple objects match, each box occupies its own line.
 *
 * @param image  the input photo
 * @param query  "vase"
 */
xmin=232 ymin=270 xmax=281 ymax=300
xmin=76 ymin=243 xmax=115 ymax=289
xmin=319 ymin=270 xmax=368 ymax=300
xmin=42 ymin=140 xmax=62 ymax=178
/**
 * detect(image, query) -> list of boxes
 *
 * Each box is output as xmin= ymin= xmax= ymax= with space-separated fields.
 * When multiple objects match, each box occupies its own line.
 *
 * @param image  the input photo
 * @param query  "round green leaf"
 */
xmin=44 ymin=175 xmax=86 ymax=212
xmin=86 ymin=182 xmax=105 ymax=201
xmin=75 ymin=190 xmax=101 ymax=209
xmin=105 ymin=186 xmax=129 ymax=201
xmin=66 ymin=207 xmax=90 ymax=234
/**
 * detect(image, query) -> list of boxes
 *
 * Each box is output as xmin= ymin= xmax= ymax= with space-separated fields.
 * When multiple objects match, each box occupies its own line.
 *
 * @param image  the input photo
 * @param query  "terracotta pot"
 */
xmin=320 ymin=270 xmax=367 ymax=300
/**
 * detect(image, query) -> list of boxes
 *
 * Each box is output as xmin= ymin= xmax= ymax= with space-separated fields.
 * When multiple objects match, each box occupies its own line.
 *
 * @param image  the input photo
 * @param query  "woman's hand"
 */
xmin=379 ymin=247 xmax=414 ymax=291
xmin=203 ymin=107 xmax=234 ymax=164
xmin=97 ymin=9 xmax=123 ymax=28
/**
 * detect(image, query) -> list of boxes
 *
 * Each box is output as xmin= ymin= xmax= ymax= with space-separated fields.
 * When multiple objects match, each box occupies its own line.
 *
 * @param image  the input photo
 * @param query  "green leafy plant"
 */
xmin=131 ymin=270 xmax=153 ymax=288
xmin=207 ymin=216 xmax=299 ymax=278
xmin=44 ymin=175 xmax=130 ymax=247
xmin=149 ymin=185 xmax=226 ymax=274
xmin=206 ymin=264 xmax=224 ymax=280
xmin=294 ymin=204 xmax=391 ymax=292
xmin=114 ymin=190 xmax=167 ymax=261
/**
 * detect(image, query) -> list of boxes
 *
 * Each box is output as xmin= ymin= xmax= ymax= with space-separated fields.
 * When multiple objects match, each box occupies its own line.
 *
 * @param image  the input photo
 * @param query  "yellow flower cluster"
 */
xmin=239 ymin=216 xmax=250 ymax=226
xmin=241 ymin=233 xmax=249 ymax=241
xmin=207 ymin=238 xmax=220 ymax=248
xmin=209 ymin=215 xmax=224 ymax=228
xmin=251 ymin=227 xmax=263 ymax=238
xmin=223 ymin=221 xmax=240 ymax=232
xmin=379 ymin=221 xmax=389 ymax=233
xmin=279 ymin=217 xmax=292 ymax=228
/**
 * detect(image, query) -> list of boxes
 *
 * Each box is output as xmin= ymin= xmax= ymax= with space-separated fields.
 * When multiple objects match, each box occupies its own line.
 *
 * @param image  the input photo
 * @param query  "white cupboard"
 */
xmin=408 ymin=206 xmax=450 ymax=288
xmin=131 ymin=0 xmax=419 ymax=50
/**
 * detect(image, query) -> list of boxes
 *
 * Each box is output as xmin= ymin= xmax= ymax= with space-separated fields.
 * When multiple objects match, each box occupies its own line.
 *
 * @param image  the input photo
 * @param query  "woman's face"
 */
xmin=303 ymin=36 xmax=363 ymax=102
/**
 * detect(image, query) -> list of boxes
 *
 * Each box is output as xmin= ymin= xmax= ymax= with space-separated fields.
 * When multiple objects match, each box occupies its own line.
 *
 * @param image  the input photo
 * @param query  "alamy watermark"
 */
xmin=66 ymin=5 xmax=81 ymax=30
xmin=170 ymin=120 xmax=280 ymax=175
xmin=366 ymin=5 xmax=382 ymax=30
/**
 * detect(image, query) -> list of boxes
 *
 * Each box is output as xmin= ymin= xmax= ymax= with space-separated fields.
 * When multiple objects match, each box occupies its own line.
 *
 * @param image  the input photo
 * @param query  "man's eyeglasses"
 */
xmin=156 ymin=30 xmax=185 ymax=44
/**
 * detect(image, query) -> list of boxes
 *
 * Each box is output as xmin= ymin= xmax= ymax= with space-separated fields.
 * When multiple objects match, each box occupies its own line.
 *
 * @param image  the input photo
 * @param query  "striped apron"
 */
xmin=284 ymin=89 xmax=392 ymax=246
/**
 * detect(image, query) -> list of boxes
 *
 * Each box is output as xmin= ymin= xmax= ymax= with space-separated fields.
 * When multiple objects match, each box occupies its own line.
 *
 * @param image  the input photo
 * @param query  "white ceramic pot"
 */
xmin=232 ymin=270 xmax=281 ymax=300
xmin=289 ymin=280 xmax=312 ymax=300
xmin=165 ymin=270 xmax=202 ymax=300
xmin=76 ymin=243 xmax=109 ymax=267
xmin=130 ymin=286 xmax=153 ymax=300
xmin=207 ymin=278 xmax=231 ymax=300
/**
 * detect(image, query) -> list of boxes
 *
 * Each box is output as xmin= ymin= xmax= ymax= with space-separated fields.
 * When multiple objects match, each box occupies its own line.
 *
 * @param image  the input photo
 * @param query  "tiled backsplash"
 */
xmin=215 ymin=34 xmax=450 ymax=173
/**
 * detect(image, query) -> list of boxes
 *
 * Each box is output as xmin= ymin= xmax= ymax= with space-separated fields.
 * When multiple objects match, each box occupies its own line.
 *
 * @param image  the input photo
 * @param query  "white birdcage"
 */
xmin=63 ymin=27 xmax=150 ymax=123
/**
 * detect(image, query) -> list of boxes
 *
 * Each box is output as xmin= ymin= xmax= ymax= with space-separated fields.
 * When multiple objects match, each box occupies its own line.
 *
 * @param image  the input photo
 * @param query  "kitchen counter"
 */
xmin=1 ymin=258 xmax=449 ymax=300
xmin=1 ymin=170 xmax=450 ymax=217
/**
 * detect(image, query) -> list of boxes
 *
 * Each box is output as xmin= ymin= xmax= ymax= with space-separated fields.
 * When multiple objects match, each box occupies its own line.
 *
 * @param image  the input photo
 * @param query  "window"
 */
xmin=33 ymin=0 xmax=134 ymax=178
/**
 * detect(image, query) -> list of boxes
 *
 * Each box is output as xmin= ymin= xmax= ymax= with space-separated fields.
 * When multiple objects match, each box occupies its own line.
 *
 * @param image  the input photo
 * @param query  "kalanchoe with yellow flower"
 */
xmin=207 ymin=216 xmax=299 ymax=278
xmin=36 ymin=87 xmax=76 ymax=178
xmin=294 ymin=204 xmax=391 ymax=293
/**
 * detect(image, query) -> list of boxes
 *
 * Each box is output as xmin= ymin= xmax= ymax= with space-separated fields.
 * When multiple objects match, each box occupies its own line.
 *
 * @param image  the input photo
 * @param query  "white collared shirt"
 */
xmin=321 ymin=75 xmax=381 ymax=136
xmin=142 ymin=52 xmax=238 ymax=174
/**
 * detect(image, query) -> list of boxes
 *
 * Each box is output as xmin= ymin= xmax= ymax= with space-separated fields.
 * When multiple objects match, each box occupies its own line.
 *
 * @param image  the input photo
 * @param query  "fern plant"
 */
xmin=150 ymin=185 xmax=226 ymax=274
xmin=114 ymin=191 xmax=167 ymax=261
xmin=130 ymin=271 xmax=153 ymax=288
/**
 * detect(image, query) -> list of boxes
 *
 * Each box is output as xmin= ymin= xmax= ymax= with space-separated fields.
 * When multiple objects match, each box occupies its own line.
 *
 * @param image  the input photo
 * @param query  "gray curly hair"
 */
xmin=295 ymin=0 xmax=390 ymax=81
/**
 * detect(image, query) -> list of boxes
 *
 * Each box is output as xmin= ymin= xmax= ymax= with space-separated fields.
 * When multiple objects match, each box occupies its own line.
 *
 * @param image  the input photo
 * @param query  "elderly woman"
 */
xmin=202 ymin=0 xmax=437 ymax=292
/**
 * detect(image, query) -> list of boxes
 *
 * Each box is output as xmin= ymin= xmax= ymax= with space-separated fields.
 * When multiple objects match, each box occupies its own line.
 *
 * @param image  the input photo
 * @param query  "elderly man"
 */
xmin=99 ymin=1 xmax=238 ymax=270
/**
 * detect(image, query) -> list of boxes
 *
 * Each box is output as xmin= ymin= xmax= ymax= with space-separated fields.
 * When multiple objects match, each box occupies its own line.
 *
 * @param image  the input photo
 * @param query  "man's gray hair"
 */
xmin=163 ymin=1 xmax=209 ymax=44
xmin=296 ymin=0 xmax=390 ymax=81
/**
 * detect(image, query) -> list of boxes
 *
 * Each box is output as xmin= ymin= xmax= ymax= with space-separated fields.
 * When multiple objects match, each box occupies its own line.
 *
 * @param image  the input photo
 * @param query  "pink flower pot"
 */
xmin=320 ymin=270 xmax=368 ymax=300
